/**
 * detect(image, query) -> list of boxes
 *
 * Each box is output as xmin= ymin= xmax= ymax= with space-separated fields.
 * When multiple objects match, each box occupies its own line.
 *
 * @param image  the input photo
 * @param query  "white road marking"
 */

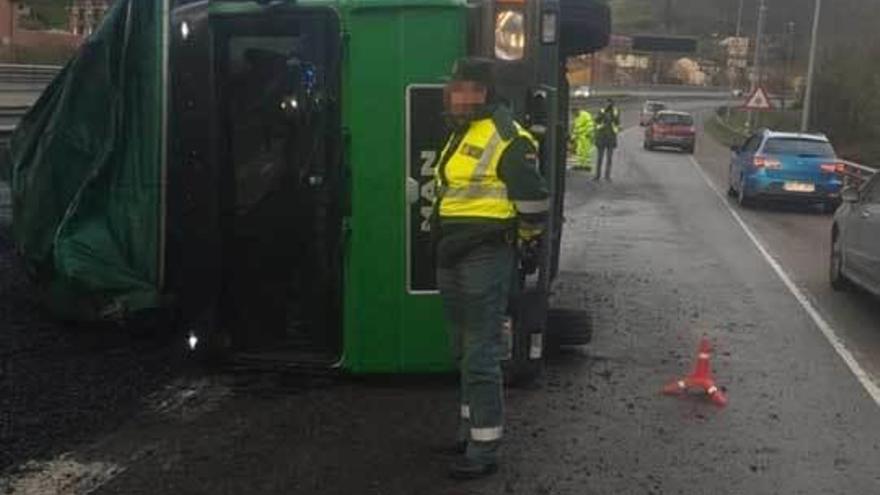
xmin=687 ymin=155 xmax=880 ymax=407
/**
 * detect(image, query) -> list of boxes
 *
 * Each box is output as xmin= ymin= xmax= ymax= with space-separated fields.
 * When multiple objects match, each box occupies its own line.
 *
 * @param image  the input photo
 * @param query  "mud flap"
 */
xmin=503 ymin=289 xmax=548 ymax=387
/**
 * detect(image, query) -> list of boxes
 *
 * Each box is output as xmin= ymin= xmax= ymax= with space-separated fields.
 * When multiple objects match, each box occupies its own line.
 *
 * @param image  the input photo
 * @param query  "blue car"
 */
xmin=728 ymin=130 xmax=844 ymax=211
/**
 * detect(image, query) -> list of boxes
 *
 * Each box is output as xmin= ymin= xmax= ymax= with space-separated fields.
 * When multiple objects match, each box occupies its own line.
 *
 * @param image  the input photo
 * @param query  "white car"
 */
xmin=639 ymin=100 xmax=667 ymax=126
xmin=572 ymin=86 xmax=591 ymax=99
xmin=831 ymin=173 xmax=880 ymax=296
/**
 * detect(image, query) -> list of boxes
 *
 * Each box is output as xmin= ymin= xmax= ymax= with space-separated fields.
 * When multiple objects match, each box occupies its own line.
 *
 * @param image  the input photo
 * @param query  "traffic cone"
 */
xmin=663 ymin=337 xmax=727 ymax=407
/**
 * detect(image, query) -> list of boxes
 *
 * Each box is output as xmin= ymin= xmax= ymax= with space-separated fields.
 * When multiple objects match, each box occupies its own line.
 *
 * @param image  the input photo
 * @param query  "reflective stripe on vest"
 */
xmin=597 ymin=108 xmax=621 ymax=134
xmin=436 ymin=118 xmax=537 ymax=220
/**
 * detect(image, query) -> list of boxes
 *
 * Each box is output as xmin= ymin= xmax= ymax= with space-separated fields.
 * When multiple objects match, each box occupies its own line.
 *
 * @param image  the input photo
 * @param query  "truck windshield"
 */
xmin=763 ymin=138 xmax=836 ymax=157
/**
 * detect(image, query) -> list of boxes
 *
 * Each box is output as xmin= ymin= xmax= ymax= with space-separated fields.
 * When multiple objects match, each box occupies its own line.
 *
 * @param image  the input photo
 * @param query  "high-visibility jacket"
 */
xmin=595 ymin=106 xmax=621 ymax=148
xmin=436 ymin=117 xmax=539 ymax=220
xmin=574 ymin=110 xmax=595 ymax=141
xmin=573 ymin=110 xmax=595 ymax=168
xmin=596 ymin=107 xmax=621 ymax=135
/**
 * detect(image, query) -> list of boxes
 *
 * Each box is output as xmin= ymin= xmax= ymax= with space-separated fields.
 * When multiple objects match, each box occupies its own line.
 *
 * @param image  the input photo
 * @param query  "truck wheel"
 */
xmin=546 ymin=308 xmax=593 ymax=350
xmin=503 ymin=290 xmax=548 ymax=387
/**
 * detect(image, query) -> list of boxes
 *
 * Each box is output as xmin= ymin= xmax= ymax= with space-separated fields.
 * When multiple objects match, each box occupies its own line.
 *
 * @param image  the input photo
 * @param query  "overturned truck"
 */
xmin=10 ymin=0 xmax=609 ymax=379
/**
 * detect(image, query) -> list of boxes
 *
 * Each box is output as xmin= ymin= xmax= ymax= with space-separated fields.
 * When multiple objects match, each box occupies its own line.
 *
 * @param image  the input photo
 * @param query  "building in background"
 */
xmin=0 ymin=0 xmax=96 ymax=63
xmin=0 ymin=1 xmax=29 ymax=45
xmin=571 ymin=34 xmax=712 ymax=87
xmin=720 ymin=36 xmax=749 ymax=89
xmin=69 ymin=0 xmax=109 ymax=37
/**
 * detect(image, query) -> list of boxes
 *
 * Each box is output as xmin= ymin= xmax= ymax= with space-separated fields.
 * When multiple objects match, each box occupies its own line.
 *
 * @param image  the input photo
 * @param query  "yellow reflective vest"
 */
xmin=596 ymin=107 xmax=621 ymax=134
xmin=436 ymin=117 xmax=538 ymax=220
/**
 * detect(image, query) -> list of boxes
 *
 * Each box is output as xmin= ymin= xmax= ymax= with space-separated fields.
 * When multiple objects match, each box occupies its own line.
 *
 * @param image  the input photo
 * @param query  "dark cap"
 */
xmin=450 ymin=57 xmax=496 ymax=88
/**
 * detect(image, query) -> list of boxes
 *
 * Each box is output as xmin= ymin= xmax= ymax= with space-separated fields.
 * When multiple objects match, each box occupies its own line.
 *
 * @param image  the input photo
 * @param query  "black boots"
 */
xmin=448 ymin=457 xmax=498 ymax=480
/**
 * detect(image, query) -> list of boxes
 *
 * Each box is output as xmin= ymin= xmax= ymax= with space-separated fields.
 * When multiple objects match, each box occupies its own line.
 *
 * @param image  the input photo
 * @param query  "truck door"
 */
xmin=212 ymin=7 xmax=344 ymax=365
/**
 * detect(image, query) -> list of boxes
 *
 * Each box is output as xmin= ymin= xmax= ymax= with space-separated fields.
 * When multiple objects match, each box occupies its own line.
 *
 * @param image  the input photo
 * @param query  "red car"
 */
xmin=644 ymin=110 xmax=696 ymax=154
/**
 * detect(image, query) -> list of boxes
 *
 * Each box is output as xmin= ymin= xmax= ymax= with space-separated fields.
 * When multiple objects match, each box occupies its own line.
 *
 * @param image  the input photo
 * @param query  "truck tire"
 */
xmin=546 ymin=308 xmax=593 ymax=350
xmin=503 ymin=290 xmax=548 ymax=387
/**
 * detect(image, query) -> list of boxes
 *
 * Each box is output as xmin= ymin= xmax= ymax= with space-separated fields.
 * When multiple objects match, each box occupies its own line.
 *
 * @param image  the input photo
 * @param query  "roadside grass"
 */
xmin=706 ymin=107 xmax=802 ymax=148
xmin=705 ymin=115 xmax=746 ymax=148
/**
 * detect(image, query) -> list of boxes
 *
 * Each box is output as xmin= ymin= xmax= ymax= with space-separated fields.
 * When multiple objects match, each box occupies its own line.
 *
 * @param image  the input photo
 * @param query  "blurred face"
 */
xmin=444 ymin=80 xmax=488 ymax=124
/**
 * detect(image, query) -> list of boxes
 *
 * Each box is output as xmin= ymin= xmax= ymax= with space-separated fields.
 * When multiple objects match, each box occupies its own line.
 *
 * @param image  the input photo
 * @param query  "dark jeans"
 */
xmin=436 ymin=241 xmax=514 ymax=465
xmin=596 ymin=144 xmax=615 ymax=180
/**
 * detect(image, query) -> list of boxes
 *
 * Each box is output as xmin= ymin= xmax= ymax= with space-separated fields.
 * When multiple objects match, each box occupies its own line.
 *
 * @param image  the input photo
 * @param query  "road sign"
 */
xmin=743 ymin=86 xmax=773 ymax=111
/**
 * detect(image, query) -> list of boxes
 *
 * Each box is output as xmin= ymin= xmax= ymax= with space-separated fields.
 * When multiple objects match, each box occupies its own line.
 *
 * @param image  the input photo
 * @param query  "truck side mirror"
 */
xmin=558 ymin=0 xmax=610 ymax=56
xmin=841 ymin=187 xmax=860 ymax=203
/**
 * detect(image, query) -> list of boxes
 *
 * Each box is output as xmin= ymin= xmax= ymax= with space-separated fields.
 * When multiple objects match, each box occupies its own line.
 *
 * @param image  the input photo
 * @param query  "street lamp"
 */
xmin=748 ymin=0 xmax=767 ymax=130
xmin=735 ymin=0 xmax=744 ymax=37
xmin=783 ymin=21 xmax=795 ymax=110
xmin=801 ymin=0 xmax=822 ymax=132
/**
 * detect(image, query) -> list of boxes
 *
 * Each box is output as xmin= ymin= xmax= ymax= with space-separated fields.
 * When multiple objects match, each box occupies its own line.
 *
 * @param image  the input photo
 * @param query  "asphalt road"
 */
xmin=3 ymin=101 xmax=880 ymax=494
xmin=692 ymin=113 xmax=880 ymax=383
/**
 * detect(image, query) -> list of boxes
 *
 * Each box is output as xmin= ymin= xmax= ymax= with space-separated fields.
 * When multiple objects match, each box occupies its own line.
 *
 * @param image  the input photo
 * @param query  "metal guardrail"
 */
xmin=839 ymin=160 xmax=877 ymax=189
xmin=0 ymin=107 xmax=26 ymax=139
xmin=713 ymin=113 xmax=747 ymax=138
xmin=0 ymin=63 xmax=61 ymax=85
xmin=0 ymin=117 xmax=22 ymax=183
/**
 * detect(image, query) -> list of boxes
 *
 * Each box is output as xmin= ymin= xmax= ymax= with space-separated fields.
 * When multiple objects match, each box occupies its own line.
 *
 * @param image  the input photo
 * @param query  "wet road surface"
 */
xmin=3 ymin=102 xmax=880 ymax=494
xmin=692 ymin=115 xmax=880 ymax=383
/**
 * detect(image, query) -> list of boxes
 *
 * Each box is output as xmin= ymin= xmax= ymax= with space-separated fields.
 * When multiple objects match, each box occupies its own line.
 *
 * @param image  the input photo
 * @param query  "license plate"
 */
xmin=783 ymin=182 xmax=815 ymax=193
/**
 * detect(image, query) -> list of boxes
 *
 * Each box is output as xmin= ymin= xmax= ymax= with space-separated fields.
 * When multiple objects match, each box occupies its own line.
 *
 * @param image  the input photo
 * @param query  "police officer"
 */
xmin=594 ymin=98 xmax=620 ymax=180
xmin=434 ymin=57 xmax=549 ymax=480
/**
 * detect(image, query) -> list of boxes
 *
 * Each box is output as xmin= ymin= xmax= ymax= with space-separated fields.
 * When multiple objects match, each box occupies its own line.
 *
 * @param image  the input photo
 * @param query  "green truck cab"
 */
xmin=10 ymin=0 xmax=609 ymax=378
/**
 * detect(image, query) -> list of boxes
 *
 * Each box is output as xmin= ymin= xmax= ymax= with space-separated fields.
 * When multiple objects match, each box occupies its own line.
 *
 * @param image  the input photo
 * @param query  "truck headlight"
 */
xmin=495 ymin=9 xmax=525 ymax=61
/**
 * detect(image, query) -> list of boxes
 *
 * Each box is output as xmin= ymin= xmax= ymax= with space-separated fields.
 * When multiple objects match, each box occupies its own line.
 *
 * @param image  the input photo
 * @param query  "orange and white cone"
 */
xmin=663 ymin=337 xmax=728 ymax=407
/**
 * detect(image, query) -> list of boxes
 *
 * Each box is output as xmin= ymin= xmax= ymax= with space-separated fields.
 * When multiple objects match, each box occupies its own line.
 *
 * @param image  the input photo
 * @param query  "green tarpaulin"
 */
xmin=10 ymin=1 xmax=165 ymax=321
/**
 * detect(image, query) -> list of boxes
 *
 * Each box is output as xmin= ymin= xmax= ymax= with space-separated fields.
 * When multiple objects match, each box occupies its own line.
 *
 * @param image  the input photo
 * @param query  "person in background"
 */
xmin=594 ymin=98 xmax=620 ymax=181
xmin=572 ymin=108 xmax=595 ymax=171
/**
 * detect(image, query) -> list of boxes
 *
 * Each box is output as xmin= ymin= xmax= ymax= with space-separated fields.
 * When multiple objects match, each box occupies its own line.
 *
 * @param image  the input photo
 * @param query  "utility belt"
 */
xmin=433 ymin=220 xmax=516 ymax=269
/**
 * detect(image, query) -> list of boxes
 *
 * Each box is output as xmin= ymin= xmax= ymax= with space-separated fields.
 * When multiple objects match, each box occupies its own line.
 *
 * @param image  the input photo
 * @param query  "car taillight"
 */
xmin=820 ymin=162 xmax=845 ymax=173
xmin=753 ymin=156 xmax=781 ymax=169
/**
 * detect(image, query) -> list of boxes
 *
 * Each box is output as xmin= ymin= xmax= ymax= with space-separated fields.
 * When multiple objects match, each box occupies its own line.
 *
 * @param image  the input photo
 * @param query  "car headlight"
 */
xmin=495 ymin=9 xmax=525 ymax=61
